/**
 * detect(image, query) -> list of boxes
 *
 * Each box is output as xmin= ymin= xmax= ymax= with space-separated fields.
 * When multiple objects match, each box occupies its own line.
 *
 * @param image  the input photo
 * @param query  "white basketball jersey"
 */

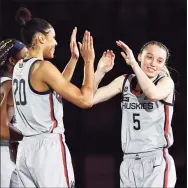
xmin=121 ymin=74 xmax=174 ymax=154
xmin=12 ymin=58 xmax=65 ymax=137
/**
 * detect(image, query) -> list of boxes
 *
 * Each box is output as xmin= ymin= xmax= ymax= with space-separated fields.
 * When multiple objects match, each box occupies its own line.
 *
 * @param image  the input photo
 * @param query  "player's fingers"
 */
xmin=78 ymin=42 xmax=82 ymax=52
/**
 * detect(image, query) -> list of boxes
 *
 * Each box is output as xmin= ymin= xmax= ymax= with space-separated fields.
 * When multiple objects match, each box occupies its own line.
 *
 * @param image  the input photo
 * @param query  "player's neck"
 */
xmin=27 ymin=48 xmax=44 ymax=60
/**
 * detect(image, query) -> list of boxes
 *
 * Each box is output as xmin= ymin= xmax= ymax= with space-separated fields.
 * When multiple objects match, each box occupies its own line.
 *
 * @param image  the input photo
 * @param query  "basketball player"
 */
xmin=13 ymin=7 xmax=95 ymax=187
xmin=0 ymin=39 xmax=28 ymax=187
xmin=93 ymin=40 xmax=176 ymax=187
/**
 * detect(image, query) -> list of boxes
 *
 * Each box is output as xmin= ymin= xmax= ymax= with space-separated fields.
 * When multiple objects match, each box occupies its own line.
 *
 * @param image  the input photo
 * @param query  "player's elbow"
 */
xmin=80 ymin=95 xmax=94 ymax=109
xmin=81 ymin=100 xmax=93 ymax=109
xmin=147 ymin=93 xmax=159 ymax=102
xmin=79 ymin=88 xmax=94 ymax=109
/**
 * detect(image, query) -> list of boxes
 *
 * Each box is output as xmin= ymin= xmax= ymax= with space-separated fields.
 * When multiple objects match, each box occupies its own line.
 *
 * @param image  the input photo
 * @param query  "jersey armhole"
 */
xmin=28 ymin=60 xmax=52 ymax=95
xmin=121 ymin=74 xmax=129 ymax=101
xmin=154 ymin=75 xmax=175 ymax=106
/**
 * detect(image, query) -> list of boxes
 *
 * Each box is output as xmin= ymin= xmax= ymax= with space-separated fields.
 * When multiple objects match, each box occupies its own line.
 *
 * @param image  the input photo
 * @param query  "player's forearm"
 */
xmin=0 ymin=96 xmax=9 ymax=133
xmin=131 ymin=62 xmax=158 ymax=98
xmin=62 ymin=56 xmax=78 ymax=81
xmin=81 ymin=61 xmax=95 ymax=97
xmin=93 ymin=87 xmax=110 ymax=104
xmin=94 ymin=69 xmax=106 ymax=93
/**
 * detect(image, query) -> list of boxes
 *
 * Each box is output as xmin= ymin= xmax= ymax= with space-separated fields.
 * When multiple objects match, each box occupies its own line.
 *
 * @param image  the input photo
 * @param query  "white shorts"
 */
xmin=16 ymin=133 xmax=75 ymax=188
xmin=0 ymin=142 xmax=19 ymax=188
xmin=120 ymin=149 xmax=176 ymax=188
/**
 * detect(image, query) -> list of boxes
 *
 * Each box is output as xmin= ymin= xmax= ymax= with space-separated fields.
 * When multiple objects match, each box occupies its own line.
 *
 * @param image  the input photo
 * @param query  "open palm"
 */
xmin=116 ymin=40 xmax=136 ymax=65
xmin=70 ymin=27 xmax=79 ymax=59
xmin=97 ymin=50 xmax=115 ymax=73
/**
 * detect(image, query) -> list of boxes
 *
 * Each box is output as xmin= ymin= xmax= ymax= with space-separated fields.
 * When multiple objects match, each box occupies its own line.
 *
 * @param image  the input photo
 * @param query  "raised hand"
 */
xmin=116 ymin=40 xmax=137 ymax=66
xmin=78 ymin=31 xmax=95 ymax=63
xmin=97 ymin=50 xmax=115 ymax=73
xmin=70 ymin=27 xmax=79 ymax=59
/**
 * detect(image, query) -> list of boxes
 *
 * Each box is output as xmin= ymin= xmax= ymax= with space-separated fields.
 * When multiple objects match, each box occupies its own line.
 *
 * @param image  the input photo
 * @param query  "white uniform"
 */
xmin=120 ymin=74 xmax=176 ymax=188
xmin=12 ymin=58 xmax=75 ymax=188
xmin=0 ymin=77 xmax=19 ymax=188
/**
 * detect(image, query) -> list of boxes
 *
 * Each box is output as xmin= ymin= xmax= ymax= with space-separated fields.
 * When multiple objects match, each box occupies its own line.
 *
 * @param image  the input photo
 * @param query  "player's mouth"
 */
xmin=147 ymin=67 xmax=156 ymax=72
xmin=51 ymin=46 xmax=56 ymax=53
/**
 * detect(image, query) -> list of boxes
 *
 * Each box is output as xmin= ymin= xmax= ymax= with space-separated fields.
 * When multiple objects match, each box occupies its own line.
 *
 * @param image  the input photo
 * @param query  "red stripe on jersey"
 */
xmin=163 ymin=149 xmax=169 ymax=188
xmin=49 ymin=93 xmax=57 ymax=132
xmin=164 ymin=105 xmax=170 ymax=147
xmin=59 ymin=134 xmax=70 ymax=187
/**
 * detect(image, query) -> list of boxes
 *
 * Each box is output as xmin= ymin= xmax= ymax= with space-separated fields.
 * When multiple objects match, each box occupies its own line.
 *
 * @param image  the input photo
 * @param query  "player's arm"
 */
xmin=116 ymin=40 xmax=174 ymax=101
xmin=42 ymin=61 xmax=94 ymax=108
xmin=62 ymin=27 xmax=79 ymax=82
xmin=93 ymin=75 xmax=125 ymax=105
xmin=94 ymin=50 xmax=115 ymax=93
xmin=131 ymin=64 xmax=174 ymax=101
xmin=42 ymin=31 xmax=95 ymax=109
xmin=62 ymin=57 xmax=78 ymax=82
xmin=0 ymin=81 xmax=12 ymax=140
xmin=0 ymin=82 xmax=23 ymax=140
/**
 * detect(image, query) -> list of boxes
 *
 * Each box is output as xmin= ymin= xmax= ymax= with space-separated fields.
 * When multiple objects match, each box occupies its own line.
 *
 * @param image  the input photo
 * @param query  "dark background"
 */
xmin=0 ymin=0 xmax=186 ymax=187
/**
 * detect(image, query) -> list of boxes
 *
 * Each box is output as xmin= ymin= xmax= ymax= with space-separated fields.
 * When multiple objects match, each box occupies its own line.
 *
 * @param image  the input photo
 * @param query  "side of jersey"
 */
xmin=121 ymin=74 xmax=174 ymax=153
xmin=0 ymin=77 xmax=16 ymax=125
xmin=12 ymin=58 xmax=65 ymax=137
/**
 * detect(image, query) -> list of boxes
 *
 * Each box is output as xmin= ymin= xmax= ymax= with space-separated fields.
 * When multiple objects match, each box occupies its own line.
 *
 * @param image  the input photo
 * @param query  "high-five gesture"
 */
xmin=70 ymin=27 xmax=79 ymax=59
xmin=116 ymin=40 xmax=137 ymax=66
xmin=78 ymin=31 xmax=95 ymax=63
xmin=97 ymin=50 xmax=115 ymax=73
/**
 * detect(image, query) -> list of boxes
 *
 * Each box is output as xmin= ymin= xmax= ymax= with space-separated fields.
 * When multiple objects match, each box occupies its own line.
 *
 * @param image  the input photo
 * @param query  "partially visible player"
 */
xmin=93 ymin=40 xmax=176 ymax=188
xmin=0 ymin=39 xmax=28 ymax=187
xmin=13 ymin=7 xmax=95 ymax=187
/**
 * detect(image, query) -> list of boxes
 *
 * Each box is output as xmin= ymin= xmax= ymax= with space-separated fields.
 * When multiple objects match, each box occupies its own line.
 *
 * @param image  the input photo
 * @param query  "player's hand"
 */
xmin=78 ymin=30 xmax=95 ymax=63
xmin=97 ymin=50 xmax=115 ymax=73
xmin=70 ymin=27 xmax=79 ymax=59
xmin=116 ymin=40 xmax=137 ymax=66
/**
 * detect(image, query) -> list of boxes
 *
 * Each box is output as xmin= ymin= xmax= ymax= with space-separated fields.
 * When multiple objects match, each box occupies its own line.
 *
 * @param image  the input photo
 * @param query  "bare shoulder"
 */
xmin=158 ymin=76 xmax=174 ymax=89
xmin=0 ymin=80 xmax=12 ymax=104
xmin=114 ymin=74 xmax=127 ymax=82
xmin=111 ymin=74 xmax=128 ymax=92
xmin=31 ymin=60 xmax=55 ymax=77
xmin=0 ymin=80 xmax=12 ymax=94
xmin=38 ymin=60 xmax=66 ymax=86
xmin=38 ymin=60 xmax=59 ymax=73
xmin=158 ymin=77 xmax=175 ymax=103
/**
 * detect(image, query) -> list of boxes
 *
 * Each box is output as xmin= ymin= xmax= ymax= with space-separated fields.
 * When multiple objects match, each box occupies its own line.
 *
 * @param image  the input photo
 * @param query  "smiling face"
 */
xmin=139 ymin=44 xmax=167 ymax=78
xmin=43 ymin=28 xmax=57 ymax=59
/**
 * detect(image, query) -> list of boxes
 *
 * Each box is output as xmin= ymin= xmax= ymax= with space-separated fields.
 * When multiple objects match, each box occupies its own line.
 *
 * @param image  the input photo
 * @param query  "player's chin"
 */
xmin=146 ymin=72 xmax=158 ymax=79
xmin=46 ymin=53 xmax=55 ymax=59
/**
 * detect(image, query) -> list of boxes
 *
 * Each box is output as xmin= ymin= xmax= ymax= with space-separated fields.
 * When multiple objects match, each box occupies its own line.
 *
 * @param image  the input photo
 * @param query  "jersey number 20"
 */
xmin=133 ymin=113 xmax=141 ymax=130
xmin=13 ymin=79 xmax=27 ymax=105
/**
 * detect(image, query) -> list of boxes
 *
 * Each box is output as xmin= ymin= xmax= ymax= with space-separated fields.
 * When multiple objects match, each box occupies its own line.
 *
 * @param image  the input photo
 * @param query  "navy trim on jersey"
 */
xmin=23 ymin=58 xmax=33 ymax=63
xmin=160 ymin=100 xmax=174 ymax=106
xmin=0 ymin=79 xmax=11 ymax=86
xmin=160 ymin=87 xmax=175 ymax=106
xmin=28 ymin=59 xmax=52 ymax=95
xmin=154 ymin=75 xmax=175 ymax=106
xmin=153 ymin=75 xmax=165 ymax=85
xmin=121 ymin=74 xmax=129 ymax=101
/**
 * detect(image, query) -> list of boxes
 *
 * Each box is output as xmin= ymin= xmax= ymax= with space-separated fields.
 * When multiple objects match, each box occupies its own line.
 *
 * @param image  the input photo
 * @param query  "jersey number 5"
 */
xmin=13 ymin=79 xmax=27 ymax=105
xmin=133 ymin=113 xmax=141 ymax=130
